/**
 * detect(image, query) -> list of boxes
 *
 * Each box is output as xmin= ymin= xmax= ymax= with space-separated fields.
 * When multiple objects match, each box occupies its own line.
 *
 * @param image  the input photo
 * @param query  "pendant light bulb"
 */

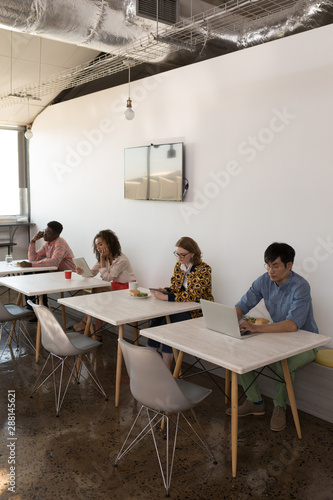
xmin=25 ymin=125 xmax=33 ymax=140
xmin=125 ymin=98 xmax=135 ymax=120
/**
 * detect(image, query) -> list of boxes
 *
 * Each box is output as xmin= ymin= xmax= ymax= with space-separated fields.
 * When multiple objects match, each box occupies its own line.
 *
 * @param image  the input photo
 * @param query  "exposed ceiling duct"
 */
xmin=1 ymin=1 xmax=332 ymax=55
xmin=0 ymin=0 xmax=175 ymax=55
xmin=0 ymin=0 xmax=333 ymax=117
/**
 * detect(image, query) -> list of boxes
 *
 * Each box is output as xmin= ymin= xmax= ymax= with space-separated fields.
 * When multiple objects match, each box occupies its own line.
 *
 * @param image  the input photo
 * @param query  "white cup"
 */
xmin=129 ymin=281 xmax=138 ymax=291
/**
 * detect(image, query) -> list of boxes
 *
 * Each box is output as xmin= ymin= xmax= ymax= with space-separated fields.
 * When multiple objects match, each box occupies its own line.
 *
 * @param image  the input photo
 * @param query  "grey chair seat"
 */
xmin=1 ymin=303 xmax=34 ymax=322
xmin=66 ymin=331 xmax=102 ymax=351
xmin=175 ymin=378 xmax=212 ymax=408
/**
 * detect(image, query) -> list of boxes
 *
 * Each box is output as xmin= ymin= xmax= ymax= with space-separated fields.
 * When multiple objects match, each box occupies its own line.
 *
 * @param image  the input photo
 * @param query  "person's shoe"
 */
xmin=226 ymin=398 xmax=265 ymax=417
xmin=270 ymin=406 xmax=286 ymax=431
xmin=73 ymin=321 xmax=86 ymax=332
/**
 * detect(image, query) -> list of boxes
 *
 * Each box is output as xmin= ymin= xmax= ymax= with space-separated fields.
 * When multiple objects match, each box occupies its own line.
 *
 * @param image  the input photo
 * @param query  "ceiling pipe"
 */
xmin=0 ymin=1 xmax=332 ymax=61
xmin=0 ymin=0 xmax=333 ymax=110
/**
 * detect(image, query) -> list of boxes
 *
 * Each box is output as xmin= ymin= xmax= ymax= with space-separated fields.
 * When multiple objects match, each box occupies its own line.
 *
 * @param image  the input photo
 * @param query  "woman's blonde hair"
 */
xmin=175 ymin=236 xmax=202 ymax=266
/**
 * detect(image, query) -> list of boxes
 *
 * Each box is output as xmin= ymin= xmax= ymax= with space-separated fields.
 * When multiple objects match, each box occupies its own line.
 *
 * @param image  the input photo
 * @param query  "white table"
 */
xmin=0 ymin=260 xmax=57 ymax=277
xmin=140 ymin=316 xmax=330 ymax=478
xmin=0 ymin=272 xmax=111 ymax=362
xmin=58 ymin=289 xmax=201 ymax=406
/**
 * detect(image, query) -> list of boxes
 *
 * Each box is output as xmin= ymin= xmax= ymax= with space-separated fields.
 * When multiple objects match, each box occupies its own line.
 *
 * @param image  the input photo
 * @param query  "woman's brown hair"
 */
xmin=175 ymin=236 xmax=202 ymax=266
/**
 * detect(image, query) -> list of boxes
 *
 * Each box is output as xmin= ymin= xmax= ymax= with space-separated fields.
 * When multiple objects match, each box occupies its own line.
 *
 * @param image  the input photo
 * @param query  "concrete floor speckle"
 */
xmin=1 ymin=292 xmax=333 ymax=500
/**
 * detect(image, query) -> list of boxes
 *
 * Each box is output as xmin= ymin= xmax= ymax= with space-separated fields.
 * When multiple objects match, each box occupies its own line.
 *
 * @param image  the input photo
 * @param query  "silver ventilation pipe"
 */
xmin=0 ymin=0 xmax=161 ymax=54
xmin=0 ymin=0 xmax=332 ymax=111
xmin=0 ymin=1 xmax=332 ymax=60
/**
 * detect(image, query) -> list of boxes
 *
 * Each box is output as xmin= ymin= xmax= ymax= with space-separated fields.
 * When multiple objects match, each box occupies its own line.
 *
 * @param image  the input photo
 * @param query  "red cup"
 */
xmin=64 ymin=270 xmax=72 ymax=279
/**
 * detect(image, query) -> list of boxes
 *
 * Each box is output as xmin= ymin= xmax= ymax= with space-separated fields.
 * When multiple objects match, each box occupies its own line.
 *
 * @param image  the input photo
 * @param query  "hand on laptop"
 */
xmin=239 ymin=319 xmax=257 ymax=333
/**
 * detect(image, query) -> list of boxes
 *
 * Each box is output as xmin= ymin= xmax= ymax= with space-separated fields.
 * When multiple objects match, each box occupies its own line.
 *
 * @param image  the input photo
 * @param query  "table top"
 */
xmin=0 ymin=260 xmax=57 ymax=277
xmin=140 ymin=317 xmax=331 ymax=374
xmin=0 ymin=271 xmax=108 ymax=296
xmin=58 ymin=288 xmax=201 ymax=326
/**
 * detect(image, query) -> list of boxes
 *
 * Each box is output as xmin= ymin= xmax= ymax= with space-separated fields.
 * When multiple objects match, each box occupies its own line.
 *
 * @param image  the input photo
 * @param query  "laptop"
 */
xmin=73 ymin=257 xmax=94 ymax=278
xmin=200 ymin=299 xmax=261 ymax=340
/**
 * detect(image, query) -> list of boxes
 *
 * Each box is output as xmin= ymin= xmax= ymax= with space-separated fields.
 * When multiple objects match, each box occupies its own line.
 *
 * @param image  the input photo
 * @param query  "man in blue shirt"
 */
xmin=227 ymin=242 xmax=318 ymax=431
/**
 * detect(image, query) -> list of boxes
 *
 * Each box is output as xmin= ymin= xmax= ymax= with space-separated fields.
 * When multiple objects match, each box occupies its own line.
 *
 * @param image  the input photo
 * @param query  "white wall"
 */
xmin=29 ymin=24 xmax=333 ymax=345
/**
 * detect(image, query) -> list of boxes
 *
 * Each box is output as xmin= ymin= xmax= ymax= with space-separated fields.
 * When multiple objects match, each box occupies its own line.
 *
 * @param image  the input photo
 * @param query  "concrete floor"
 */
xmin=1 ymin=292 xmax=333 ymax=500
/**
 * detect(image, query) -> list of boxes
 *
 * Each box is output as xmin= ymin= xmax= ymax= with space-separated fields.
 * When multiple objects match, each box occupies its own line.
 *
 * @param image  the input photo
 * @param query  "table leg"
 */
xmin=231 ymin=371 xmax=238 ymax=478
xmin=281 ymin=358 xmax=302 ymax=439
xmin=35 ymin=295 xmax=43 ymax=363
xmin=17 ymin=293 xmax=23 ymax=306
xmin=60 ymin=292 xmax=66 ymax=331
xmin=173 ymin=351 xmax=184 ymax=379
xmin=165 ymin=315 xmax=183 ymax=376
xmin=115 ymin=324 xmax=124 ymax=407
xmin=83 ymin=316 xmax=92 ymax=337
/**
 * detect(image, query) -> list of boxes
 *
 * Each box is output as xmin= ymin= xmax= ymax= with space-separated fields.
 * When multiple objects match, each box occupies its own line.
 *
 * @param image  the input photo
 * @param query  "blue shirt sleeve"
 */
xmin=284 ymin=281 xmax=311 ymax=329
xmin=235 ymin=276 xmax=264 ymax=315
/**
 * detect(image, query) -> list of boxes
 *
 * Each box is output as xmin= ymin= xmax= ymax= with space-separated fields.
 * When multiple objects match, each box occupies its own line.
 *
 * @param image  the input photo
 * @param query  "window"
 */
xmin=0 ymin=126 xmax=29 ymax=222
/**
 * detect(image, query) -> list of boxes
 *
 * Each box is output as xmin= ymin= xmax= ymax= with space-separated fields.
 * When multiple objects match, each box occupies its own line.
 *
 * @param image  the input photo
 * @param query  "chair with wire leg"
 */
xmin=28 ymin=300 xmax=108 ymax=417
xmin=114 ymin=338 xmax=217 ymax=497
xmin=0 ymin=298 xmax=35 ymax=358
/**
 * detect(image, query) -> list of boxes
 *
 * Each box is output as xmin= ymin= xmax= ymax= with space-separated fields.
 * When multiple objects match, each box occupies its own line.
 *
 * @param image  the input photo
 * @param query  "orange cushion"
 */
xmin=315 ymin=350 xmax=333 ymax=368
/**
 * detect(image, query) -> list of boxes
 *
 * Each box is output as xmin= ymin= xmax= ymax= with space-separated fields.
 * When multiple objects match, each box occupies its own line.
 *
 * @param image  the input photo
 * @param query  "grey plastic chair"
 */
xmin=0 ymin=299 xmax=35 ymax=357
xmin=114 ymin=338 xmax=216 ymax=497
xmin=28 ymin=301 xmax=107 ymax=416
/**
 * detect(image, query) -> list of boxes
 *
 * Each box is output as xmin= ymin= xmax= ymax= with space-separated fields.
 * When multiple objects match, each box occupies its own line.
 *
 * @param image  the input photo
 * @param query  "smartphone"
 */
xmin=149 ymin=288 xmax=169 ymax=294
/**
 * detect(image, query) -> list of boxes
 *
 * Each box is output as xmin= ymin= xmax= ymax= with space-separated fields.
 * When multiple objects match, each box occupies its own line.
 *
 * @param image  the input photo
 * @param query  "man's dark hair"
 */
xmin=264 ymin=242 xmax=295 ymax=266
xmin=47 ymin=221 xmax=63 ymax=235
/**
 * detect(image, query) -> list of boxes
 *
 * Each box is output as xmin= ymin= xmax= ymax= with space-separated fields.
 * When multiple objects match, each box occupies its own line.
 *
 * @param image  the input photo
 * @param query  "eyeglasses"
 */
xmin=173 ymin=251 xmax=190 ymax=259
xmin=264 ymin=263 xmax=284 ymax=271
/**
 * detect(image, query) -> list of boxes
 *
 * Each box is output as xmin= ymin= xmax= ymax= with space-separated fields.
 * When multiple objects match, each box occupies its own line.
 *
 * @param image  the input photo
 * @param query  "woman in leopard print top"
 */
xmin=148 ymin=236 xmax=214 ymax=368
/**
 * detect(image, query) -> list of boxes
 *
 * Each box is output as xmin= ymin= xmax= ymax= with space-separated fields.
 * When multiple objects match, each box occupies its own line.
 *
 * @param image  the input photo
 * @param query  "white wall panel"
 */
xmin=29 ymin=24 xmax=333 ymax=344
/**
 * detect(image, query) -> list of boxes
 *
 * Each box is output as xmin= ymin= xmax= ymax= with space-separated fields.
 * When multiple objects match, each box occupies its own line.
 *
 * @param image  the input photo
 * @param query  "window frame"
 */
xmin=0 ymin=124 xmax=30 ymax=222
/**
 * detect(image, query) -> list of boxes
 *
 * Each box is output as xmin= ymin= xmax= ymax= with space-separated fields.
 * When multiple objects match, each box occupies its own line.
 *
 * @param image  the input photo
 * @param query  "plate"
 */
xmin=128 ymin=292 xmax=151 ymax=299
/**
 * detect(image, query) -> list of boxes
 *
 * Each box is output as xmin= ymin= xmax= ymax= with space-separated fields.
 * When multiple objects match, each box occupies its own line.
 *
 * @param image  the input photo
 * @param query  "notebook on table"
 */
xmin=200 ymin=299 xmax=262 ymax=340
xmin=73 ymin=257 xmax=94 ymax=278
